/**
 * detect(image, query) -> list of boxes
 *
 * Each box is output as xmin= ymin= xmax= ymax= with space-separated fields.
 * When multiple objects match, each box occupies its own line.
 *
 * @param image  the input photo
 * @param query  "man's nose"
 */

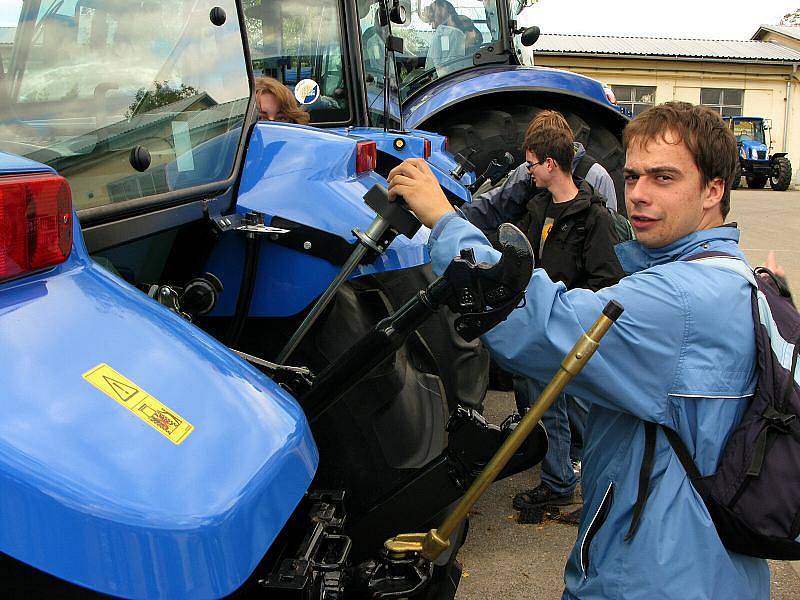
xmin=626 ymin=178 xmax=649 ymax=206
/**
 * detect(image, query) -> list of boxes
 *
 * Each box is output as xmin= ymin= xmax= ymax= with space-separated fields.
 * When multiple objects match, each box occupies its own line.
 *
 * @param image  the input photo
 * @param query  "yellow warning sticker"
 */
xmin=82 ymin=364 xmax=194 ymax=445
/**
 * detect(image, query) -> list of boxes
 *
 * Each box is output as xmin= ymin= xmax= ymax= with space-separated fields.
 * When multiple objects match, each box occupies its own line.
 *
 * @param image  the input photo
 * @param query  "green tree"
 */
xmin=780 ymin=8 xmax=800 ymax=26
xmin=126 ymin=81 xmax=200 ymax=119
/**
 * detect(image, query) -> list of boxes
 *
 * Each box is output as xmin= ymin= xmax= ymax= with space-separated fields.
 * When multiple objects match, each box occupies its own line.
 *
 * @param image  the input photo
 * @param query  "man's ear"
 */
xmin=702 ymin=177 xmax=725 ymax=212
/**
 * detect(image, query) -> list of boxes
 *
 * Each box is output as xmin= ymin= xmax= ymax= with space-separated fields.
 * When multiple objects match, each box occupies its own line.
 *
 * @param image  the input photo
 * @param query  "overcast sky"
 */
xmin=518 ymin=0 xmax=798 ymax=39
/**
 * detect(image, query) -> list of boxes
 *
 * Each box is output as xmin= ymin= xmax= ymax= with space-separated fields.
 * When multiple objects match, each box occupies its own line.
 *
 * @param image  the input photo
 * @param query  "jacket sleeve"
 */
xmin=582 ymin=207 xmax=625 ymax=291
xmin=460 ymin=163 xmax=531 ymax=233
xmin=428 ymin=214 xmax=686 ymax=426
xmin=586 ymin=163 xmax=618 ymax=212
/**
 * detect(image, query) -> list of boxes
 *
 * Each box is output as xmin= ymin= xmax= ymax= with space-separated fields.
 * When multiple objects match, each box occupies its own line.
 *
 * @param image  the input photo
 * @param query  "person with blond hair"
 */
xmin=254 ymin=77 xmax=310 ymax=125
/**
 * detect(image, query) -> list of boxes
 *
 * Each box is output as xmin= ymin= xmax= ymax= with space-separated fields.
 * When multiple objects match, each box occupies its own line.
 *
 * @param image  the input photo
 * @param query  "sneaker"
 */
xmin=513 ymin=482 xmax=575 ymax=511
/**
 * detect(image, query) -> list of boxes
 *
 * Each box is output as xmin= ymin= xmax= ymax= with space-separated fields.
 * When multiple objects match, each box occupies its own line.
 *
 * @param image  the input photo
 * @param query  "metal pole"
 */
xmin=384 ymin=300 xmax=624 ymax=560
xmin=276 ymin=216 xmax=390 ymax=364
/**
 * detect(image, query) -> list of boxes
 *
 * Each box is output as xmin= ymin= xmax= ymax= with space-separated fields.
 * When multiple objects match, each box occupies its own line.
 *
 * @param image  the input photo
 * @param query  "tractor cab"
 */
xmin=726 ymin=116 xmax=769 ymax=162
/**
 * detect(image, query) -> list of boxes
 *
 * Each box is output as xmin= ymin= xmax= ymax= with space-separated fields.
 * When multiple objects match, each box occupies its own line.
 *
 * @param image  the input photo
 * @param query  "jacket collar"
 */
xmin=615 ymin=225 xmax=742 ymax=275
xmin=530 ymin=180 xmax=597 ymax=220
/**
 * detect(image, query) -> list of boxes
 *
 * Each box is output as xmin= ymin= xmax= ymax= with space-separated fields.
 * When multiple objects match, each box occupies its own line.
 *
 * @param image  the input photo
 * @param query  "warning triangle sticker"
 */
xmin=102 ymin=375 xmax=139 ymax=403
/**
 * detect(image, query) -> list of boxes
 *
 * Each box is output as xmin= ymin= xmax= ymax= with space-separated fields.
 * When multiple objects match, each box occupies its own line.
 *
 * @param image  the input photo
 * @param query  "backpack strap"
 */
xmin=627 ymin=251 xmax=753 ymax=542
xmin=625 ymin=421 xmax=657 ymax=540
xmin=573 ymin=153 xmax=595 ymax=182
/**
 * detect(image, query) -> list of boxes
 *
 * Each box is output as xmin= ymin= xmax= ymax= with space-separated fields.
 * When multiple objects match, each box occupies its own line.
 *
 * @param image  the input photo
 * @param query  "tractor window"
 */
xmin=357 ymin=1 xmax=401 ymax=128
xmin=0 ymin=0 xmax=251 ymax=212
xmin=731 ymin=120 xmax=765 ymax=145
xmin=391 ymin=0 xmax=500 ymax=100
xmin=244 ymin=0 xmax=351 ymax=124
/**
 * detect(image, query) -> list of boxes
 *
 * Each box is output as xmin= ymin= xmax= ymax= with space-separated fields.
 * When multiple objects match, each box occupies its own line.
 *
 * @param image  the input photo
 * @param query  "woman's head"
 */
xmin=254 ymin=77 xmax=310 ymax=125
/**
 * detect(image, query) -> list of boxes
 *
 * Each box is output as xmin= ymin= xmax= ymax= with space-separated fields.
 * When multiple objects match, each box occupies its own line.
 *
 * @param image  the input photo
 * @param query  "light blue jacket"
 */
xmin=429 ymin=214 xmax=770 ymax=599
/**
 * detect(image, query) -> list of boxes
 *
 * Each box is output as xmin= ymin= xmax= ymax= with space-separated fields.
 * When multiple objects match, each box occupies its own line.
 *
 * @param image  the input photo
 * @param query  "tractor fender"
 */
xmin=771 ymin=152 xmax=788 ymax=160
xmin=0 ymin=178 xmax=317 ymax=597
xmin=205 ymin=123 xmax=431 ymax=318
xmin=402 ymin=64 xmax=627 ymax=130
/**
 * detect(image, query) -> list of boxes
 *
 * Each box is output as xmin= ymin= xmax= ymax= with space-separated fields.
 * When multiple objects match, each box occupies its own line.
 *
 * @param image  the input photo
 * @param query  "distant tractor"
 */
xmin=725 ymin=116 xmax=792 ymax=191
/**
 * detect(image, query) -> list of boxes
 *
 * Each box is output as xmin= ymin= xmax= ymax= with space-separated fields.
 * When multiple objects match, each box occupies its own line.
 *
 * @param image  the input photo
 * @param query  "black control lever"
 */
xmin=299 ymin=222 xmax=533 ymax=422
xmin=468 ymin=152 xmax=514 ymax=193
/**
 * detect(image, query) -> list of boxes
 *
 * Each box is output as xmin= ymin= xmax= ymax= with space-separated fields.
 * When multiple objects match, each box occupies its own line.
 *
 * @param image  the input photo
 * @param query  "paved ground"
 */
xmin=454 ymin=189 xmax=800 ymax=599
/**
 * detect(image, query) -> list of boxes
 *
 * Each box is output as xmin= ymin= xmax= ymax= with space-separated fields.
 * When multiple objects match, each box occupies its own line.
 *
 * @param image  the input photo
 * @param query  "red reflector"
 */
xmin=423 ymin=138 xmax=432 ymax=160
xmin=356 ymin=140 xmax=377 ymax=174
xmin=0 ymin=172 xmax=73 ymax=283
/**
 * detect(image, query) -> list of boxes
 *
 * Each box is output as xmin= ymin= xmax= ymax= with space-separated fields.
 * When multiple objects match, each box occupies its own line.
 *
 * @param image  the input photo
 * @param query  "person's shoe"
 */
xmin=513 ymin=483 xmax=575 ymax=511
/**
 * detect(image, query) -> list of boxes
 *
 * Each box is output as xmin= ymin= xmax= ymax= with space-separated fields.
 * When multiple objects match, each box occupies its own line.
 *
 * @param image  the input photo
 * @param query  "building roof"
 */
xmin=532 ymin=33 xmax=800 ymax=64
xmin=752 ymin=25 xmax=800 ymax=42
xmin=0 ymin=27 xmax=15 ymax=44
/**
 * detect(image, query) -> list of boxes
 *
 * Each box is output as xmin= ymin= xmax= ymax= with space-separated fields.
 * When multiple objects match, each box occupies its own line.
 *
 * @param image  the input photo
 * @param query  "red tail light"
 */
xmin=423 ymin=138 xmax=432 ymax=160
xmin=0 ymin=172 xmax=72 ymax=283
xmin=356 ymin=140 xmax=377 ymax=174
xmin=443 ymin=136 xmax=449 ymax=152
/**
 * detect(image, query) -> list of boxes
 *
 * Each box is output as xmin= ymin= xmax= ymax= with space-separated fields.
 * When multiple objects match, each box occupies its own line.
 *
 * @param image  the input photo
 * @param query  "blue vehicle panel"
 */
xmin=327 ymin=126 xmax=474 ymax=201
xmin=0 ymin=192 xmax=318 ymax=597
xmin=205 ymin=123 xmax=430 ymax=317
xmin=0 ymin=150 xmax=54 ymax=175
xmin=402 ymin=64 xmax=624 ymax=130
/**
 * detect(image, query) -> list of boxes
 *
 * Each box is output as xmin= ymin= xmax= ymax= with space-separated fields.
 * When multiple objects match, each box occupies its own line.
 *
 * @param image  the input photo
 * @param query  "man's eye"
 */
xmin=623 ymin=174 xmax=637 ymax=183
xmin=656 ymin=175 xmax=672 ymax=182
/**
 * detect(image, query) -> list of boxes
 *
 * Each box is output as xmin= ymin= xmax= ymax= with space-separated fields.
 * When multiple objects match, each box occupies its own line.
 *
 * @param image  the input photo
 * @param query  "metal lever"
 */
xmin=276 ymin=185 xmax=421 ymax=364
xmin=382 ymin=300 xmax=624 ymax=561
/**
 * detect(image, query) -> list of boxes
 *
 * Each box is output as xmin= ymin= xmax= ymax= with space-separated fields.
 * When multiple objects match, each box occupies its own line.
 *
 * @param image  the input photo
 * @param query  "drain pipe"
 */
xmin=785 ymin=64 xmax=798 ymax=185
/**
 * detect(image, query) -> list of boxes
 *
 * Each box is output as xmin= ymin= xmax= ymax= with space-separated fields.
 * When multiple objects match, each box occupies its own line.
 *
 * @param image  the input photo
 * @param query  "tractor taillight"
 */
xmin=423 ymin=138 xmax=432 ymax=160
xmin=443 ymin=137 xmax=449 ymax=151
xmin=356 ymin=141 xmax=377 ymax=174
xmin=0 ymin=172 xmax=73 ymax=283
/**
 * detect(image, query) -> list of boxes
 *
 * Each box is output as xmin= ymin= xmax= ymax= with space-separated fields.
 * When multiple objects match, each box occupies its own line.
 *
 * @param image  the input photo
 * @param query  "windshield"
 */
xmin=731 ymin=119 xmax=765 ymax=145
xmin=389 ymin=0 xmax=501 ymax=100
xmin=0 ymin=0 xmax=251 ymax=212
xmin=243 ymin=0 xmax=351 ymax=124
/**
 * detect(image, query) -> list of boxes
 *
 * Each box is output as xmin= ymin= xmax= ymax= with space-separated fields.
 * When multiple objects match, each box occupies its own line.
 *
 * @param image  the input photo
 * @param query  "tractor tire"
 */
xmin=770 ymin=156 xmax=792 ymax=191
xmin=431 ymin=103 xmax=626 ymax=215
xmin=746 ymin=175 xmax=767 ymax=189
xmin=731 ymin=161 xmax=742 ymax=190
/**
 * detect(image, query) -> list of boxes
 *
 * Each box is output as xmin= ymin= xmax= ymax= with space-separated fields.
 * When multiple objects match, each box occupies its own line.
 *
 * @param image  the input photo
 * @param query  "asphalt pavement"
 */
xmin=454 ymin=189 xmax=800 ymax=599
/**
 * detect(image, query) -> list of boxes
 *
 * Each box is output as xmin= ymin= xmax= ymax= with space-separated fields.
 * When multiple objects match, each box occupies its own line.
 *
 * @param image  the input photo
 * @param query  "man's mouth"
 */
xmin=630 ymin=215 xmax=658 ymax=229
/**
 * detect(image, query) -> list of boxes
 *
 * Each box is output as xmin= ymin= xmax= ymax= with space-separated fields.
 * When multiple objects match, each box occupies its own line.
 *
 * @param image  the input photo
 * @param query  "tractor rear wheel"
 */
xmin=429 ymin=103 xmax=626 ymax=215
xmin=770 ymin=156 xmax=792 ymax=191
xmin=746 ymin=175 xmax=767 ymax=189
xmin=731 ymin=161 xmax=742 ymax=190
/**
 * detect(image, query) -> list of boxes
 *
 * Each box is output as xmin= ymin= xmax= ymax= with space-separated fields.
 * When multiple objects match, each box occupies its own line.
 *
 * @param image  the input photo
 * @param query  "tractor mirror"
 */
xmin=520 ymin=26 xmax=540 ymax=47
xmin=390 ymin=0 xmax=410 ymax=24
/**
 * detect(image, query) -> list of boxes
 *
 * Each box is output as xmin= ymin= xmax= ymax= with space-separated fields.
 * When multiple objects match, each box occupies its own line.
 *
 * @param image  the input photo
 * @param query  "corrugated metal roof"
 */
xmin=753 ymin=25 xmax=800 ymax=41
xmin=0 ymin=27 xmax=15 ymax=44
xmin=533 ymin=34 xmax=800 ymax=63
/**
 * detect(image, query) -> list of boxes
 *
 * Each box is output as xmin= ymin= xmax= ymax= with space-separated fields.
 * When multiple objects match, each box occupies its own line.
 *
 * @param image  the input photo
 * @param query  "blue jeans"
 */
xmin=514 ymin=376 xmax=588 ymax=495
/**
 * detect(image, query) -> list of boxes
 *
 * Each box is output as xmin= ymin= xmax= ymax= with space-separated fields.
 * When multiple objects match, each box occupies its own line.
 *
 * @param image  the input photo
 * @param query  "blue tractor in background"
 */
xmin=725 ymin=116 xmax=793 ymax=191
xmin=0 ymin=0 xmax=624 ymax=597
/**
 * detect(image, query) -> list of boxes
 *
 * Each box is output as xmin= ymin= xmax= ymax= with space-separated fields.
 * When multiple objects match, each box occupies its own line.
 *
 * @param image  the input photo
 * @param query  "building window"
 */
xmin=700 ymin=88 xmax=743 ymax=117
xmin=611 ymin=85 xmax=656 ymax=116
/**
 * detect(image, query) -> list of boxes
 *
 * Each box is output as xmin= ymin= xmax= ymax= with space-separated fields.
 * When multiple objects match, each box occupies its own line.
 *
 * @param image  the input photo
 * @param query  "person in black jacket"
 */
xmin=470 ymin=123 xmax=624 ymax=512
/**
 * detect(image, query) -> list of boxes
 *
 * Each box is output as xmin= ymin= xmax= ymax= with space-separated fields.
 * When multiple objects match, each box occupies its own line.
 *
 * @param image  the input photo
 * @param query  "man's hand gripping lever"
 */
xmin=442 ymin=223 xmax=533 ymax=341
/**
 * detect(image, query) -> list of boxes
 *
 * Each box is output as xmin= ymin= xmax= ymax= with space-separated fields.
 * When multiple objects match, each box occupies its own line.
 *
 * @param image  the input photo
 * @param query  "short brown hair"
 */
xmin=623 ymin=102 xmax=737 ymax=217
xmin=254 ymin=76 xmax=310 ymax=125
xmin=524 ymin=125 xmax=574 ymax=174
xmin=525 ymin=109 xmax=573 ymax=140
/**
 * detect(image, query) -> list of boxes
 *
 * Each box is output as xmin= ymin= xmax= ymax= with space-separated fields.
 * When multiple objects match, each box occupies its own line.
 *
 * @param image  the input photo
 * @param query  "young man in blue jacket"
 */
xmin=387 ymin=102 xmax=768 ymax=599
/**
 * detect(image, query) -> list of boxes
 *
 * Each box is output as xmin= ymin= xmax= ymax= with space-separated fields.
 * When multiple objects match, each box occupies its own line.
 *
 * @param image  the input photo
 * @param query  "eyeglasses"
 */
xmin=526 ymin=159 xmax=546 ymax=170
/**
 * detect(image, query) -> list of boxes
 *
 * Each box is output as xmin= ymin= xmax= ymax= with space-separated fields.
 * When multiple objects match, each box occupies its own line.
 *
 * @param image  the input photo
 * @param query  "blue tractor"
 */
xmin=724 ymin=116 xmax=793 ymax=191
xmin=0 ymin=0 xmax=622 ymax=597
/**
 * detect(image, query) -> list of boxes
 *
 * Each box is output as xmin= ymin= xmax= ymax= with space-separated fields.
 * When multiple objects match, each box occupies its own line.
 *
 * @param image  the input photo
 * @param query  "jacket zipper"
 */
xmin=580 ymin=481 xmax=614 ymax=579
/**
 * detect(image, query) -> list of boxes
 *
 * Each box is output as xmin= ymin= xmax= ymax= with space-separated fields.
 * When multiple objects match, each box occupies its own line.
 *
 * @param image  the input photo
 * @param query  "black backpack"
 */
xmin=573 ymin=155 xmax=634 ymax=243
xmin=628 ymin=252 xmax=800 ymax=560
